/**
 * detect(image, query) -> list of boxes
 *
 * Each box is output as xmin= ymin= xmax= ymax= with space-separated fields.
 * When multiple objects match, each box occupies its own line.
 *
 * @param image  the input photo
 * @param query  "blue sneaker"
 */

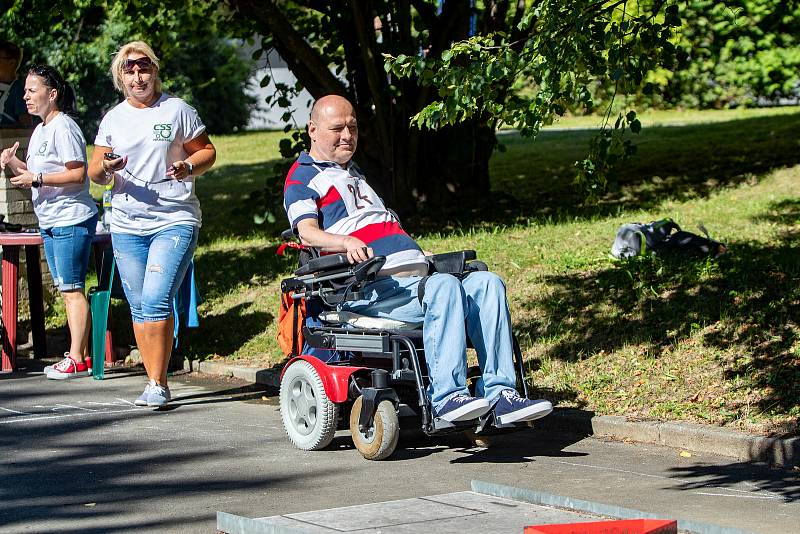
xmin=134 ymin=383 xmax=153 ymax=406
xmin=493 ymin=389 xmax=553 ymax=425
xmin=434 ymin=394 xmax=491 ymax=422
xmin=146 ymin=382 xmax=171 ymax=407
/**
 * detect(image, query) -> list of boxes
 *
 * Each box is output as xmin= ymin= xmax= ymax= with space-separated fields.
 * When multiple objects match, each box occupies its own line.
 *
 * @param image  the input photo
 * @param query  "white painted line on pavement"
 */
xmin=695 ymin=492 xmax=779 ymax=500
xmin=0 ymin=407 xmax=144 ymax=424
xmin=54 ymin=403 xmax=97 ymax=411
xmin=0 ymin=407 xmax=33 ymax=415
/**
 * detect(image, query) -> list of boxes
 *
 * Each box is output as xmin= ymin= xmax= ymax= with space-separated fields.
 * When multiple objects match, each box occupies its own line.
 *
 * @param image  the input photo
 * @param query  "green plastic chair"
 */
xmin=89 ymin=249 xmax=118 ymax=380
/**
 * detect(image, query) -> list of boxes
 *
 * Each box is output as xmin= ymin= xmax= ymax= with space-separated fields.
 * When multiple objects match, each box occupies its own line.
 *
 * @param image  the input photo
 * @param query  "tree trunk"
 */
xmin=228 ymin=0 xmax=496 ymax=217
xmin=356 ymin=117 xmax=496 ymax=218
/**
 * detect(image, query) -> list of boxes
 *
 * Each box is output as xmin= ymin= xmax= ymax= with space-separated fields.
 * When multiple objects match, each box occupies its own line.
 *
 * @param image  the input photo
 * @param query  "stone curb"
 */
xmin=186 ymin=359 xmax=798 ymax=468
xmin=184 ymin=359 xmax=281 ymax=388
xmin=536 ymin=409 xmax=798 ymax=467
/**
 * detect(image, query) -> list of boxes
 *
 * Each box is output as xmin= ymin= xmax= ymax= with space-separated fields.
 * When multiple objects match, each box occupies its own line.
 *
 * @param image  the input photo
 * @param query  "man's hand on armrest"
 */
xmin=296 ymin=218 xmax=374 ymax=264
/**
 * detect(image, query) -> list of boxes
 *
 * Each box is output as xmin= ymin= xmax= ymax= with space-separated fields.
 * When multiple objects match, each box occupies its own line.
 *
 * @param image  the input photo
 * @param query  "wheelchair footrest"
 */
xmin=474 ymin=411 xmax=533 ymax=435
xmin=429 ymin=417 xmax=476 ymax=434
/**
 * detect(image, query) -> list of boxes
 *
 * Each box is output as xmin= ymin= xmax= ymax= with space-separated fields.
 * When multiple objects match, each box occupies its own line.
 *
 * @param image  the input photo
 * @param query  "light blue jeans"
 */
xmin=40 ymin=214 xmax=97 ymax=291
xmin=342 ymin=272 xmax=517 ymax=413
xmin=112 ymin=225 xmax=198 ymax=323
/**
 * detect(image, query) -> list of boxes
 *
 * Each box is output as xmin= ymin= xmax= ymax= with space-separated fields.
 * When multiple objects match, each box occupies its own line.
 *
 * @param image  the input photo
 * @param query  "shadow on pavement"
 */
xmin=667 ymin=460 xmax=800 ymax=503
xmin=0 ymin=400 xmax=338 ymax=533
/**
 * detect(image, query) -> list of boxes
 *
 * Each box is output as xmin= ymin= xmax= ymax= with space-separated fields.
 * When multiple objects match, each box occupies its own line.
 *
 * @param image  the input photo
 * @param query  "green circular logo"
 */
xmin=153 ymin=123 xmax=173 ymax=140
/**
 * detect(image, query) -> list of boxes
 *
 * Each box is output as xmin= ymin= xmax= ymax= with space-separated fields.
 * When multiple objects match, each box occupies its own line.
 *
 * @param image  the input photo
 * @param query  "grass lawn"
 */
xmin=79 ymin=106 xmax=800 ymax=437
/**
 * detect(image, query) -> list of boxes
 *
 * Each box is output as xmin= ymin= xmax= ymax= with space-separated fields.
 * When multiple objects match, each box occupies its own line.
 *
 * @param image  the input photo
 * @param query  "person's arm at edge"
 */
xmin=9 ymin=161 xmax=85 ymax=188
xmin=296 ymin=218 xmax=373 ymax=264
xmin=0 ymin=144 xmax=26 ymax=175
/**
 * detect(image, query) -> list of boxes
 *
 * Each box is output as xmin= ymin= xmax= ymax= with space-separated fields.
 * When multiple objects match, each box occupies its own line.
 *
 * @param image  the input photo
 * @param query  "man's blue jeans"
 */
xmin=342 ymin=271 xmax=517 ymax=413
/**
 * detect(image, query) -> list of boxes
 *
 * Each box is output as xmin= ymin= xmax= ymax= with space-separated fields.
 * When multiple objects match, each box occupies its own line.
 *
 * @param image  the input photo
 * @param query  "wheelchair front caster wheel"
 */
xmin=464 ymin=429 xmax=494 ymax=449
xmin=280 ymin=360 xmax=339 ymax=451
xmin=349 ymin=396 xmax=399 ymax=460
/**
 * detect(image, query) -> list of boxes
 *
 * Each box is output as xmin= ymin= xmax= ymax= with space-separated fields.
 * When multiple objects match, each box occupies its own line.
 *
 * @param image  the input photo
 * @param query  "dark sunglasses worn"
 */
xmin=122 ymin=57 xmax=154 ymax=73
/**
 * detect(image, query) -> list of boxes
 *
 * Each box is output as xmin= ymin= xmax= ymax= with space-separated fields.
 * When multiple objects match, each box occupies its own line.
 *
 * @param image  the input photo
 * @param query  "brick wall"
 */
xmin=0 ymin=127 xmax=55 ymax=325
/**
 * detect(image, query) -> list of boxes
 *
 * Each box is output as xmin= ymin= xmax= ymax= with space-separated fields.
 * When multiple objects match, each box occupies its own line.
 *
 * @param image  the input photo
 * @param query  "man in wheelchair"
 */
xmin=282 ymin=95 xmax=552 ymax=436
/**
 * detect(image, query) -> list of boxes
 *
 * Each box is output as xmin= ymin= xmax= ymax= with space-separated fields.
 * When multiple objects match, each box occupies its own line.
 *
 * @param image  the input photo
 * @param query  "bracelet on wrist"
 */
xmin=32 ymin=173 xmax=43 ymax=188
xmin=185 ymin=160 xmax=194 ymax=175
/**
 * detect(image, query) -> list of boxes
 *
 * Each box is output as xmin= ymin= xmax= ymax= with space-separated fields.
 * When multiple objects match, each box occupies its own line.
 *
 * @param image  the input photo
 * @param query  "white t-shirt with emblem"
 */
xmin=94 ymin=93 xmax=206 ymax=235
xmin=25 ymin=112 xmax=97 ymax=229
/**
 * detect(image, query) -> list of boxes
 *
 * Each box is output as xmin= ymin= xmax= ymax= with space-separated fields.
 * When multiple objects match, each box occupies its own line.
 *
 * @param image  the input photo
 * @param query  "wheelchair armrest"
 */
xmin=280 ymin=228 xmax=296 ymax=241
xmin=294 ymin=254 xmax=351 ymax=276
xmin=352 ymin=255 xmax=386 ymax=282
xmin=427 ymin=250 xmax=478 ymax=274
xmin=282 ymin=256 xmax=385 ymax=301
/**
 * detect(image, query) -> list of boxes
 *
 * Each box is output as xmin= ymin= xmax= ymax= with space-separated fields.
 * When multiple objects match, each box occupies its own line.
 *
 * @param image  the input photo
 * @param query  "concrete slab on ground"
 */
xmin=218 ymin=491 xmax=609 ymax=534
xmin=218 ymin=483 xmax=753 ymax=534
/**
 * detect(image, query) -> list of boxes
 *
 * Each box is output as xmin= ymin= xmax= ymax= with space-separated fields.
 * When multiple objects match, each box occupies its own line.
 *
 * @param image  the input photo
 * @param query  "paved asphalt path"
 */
xmin=1 ymin=361 xmax=798 ymax=533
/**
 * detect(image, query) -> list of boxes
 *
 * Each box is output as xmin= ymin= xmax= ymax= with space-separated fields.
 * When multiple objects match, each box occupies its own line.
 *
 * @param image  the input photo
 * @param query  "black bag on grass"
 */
xmin=611 ymin=219 xmax=726 ymax=259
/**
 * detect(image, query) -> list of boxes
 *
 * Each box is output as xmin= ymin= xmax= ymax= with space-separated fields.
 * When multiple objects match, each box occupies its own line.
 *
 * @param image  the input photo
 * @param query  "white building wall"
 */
xmin=245 ymin=49 xmax=313 ymax=131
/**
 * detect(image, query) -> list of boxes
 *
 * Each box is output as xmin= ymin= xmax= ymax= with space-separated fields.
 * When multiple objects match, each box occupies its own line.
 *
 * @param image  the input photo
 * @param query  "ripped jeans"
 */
xmin=112 ymin=225 xmax=198 ymax=323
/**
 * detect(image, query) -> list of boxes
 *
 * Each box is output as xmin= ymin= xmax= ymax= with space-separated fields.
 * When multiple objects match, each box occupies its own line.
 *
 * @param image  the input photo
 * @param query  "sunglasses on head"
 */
xmin=122 ymin=57 xmax=153 ymax=73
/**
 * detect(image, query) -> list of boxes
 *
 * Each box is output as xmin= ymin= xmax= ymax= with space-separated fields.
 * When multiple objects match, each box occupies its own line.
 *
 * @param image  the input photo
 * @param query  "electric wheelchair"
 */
xmin=277 ymin=231 xmax=536 ymax=460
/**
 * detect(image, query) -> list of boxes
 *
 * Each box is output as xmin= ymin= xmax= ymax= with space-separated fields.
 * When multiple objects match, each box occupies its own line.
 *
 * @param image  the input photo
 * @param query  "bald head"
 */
xmin=308 ymin=95 xmax=358 ymax=166
xmin=310 ymin=95 xmax=354 ymax=123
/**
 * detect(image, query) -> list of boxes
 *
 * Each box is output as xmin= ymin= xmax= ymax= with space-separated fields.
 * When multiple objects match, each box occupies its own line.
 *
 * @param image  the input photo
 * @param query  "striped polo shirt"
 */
xmin=284 ymin=152 xmax=427 ymax=274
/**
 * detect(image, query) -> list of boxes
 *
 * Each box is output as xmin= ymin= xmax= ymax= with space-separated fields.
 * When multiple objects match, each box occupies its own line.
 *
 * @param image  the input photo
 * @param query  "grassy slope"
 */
xmin=85 ymin=107 xmax=800 ymax=436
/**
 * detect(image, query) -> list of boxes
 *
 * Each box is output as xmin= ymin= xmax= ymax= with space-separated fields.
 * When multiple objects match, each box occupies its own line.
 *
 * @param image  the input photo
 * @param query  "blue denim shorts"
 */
xmin=112 ymin=225 xmax=199 ymax=323
xmin=40 ymin=215 xmax=98 ymax=292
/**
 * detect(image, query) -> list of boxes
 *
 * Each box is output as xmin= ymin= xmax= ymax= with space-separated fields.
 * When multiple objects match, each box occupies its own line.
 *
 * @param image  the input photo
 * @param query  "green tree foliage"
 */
xmin=587 ymin=1 xmax=800 ymax=112
xmin=0 ymin=0 xmax=254 ymax=134
xmin=664 ymin=0 xmax=800 ymax=108
xmin=228 ymin=0 xmax=683 ymax=216
xmin=229 ymin=0 xmax=505 ymax=217
xmin=384 ymin=0 xmax=683 ymax=199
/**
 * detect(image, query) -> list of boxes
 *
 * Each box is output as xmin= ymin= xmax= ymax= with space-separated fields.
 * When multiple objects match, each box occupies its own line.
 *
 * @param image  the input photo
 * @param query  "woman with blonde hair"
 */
xmin=88 ymin=41 xmax=216 ymax=406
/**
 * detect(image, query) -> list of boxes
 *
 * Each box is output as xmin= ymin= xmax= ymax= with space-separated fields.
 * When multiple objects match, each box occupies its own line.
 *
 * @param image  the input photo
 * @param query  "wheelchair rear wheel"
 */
xmin=349 ymin=396 xmax=399 ymax=460
xmin=280 ymin=360 xmax=339 ymax=451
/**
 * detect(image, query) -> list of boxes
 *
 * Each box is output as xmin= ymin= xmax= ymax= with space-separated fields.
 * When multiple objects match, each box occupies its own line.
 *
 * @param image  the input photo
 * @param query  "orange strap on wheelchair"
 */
xmin=277 ymin=292 xmax=306 ymax=356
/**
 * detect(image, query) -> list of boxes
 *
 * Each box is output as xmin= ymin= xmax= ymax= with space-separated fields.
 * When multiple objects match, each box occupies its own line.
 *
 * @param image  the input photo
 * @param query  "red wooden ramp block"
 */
xmin=525 ymin=518 xmax=678 ymax=534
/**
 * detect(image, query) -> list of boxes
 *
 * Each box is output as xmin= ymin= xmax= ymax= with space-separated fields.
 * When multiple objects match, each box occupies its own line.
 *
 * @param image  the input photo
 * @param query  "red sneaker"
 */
xmin=45 ymin=354 xmax=91 ymax=374
xmin=46 ymin=355 xmax=91 ymax=380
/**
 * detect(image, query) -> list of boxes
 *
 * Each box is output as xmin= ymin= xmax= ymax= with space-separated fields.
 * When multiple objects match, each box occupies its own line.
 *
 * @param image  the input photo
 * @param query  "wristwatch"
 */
xmin=185 ymin=160 xmax=194 ymax=176
xmin=32 ymin=173 xmax=43 ymax=188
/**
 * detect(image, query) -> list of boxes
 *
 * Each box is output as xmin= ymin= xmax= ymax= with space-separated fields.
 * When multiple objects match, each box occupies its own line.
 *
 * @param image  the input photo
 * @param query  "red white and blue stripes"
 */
xmin=284 ymin=152 xmax=427 ymax=273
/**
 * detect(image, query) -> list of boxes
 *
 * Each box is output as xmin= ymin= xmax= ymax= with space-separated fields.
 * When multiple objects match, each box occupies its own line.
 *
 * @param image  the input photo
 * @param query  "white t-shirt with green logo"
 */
xmin=26 ymin=113 xmax=97 ymax=229
xmin=94 ymin=93 xmax=206 ymax=235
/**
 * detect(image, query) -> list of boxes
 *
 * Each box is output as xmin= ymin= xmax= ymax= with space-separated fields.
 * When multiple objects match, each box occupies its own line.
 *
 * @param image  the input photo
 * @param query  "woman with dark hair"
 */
xmin=0 ymin=65 xmax=98 ymax=379
xmin=87 ymin=41 xmax=216 ymax=406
